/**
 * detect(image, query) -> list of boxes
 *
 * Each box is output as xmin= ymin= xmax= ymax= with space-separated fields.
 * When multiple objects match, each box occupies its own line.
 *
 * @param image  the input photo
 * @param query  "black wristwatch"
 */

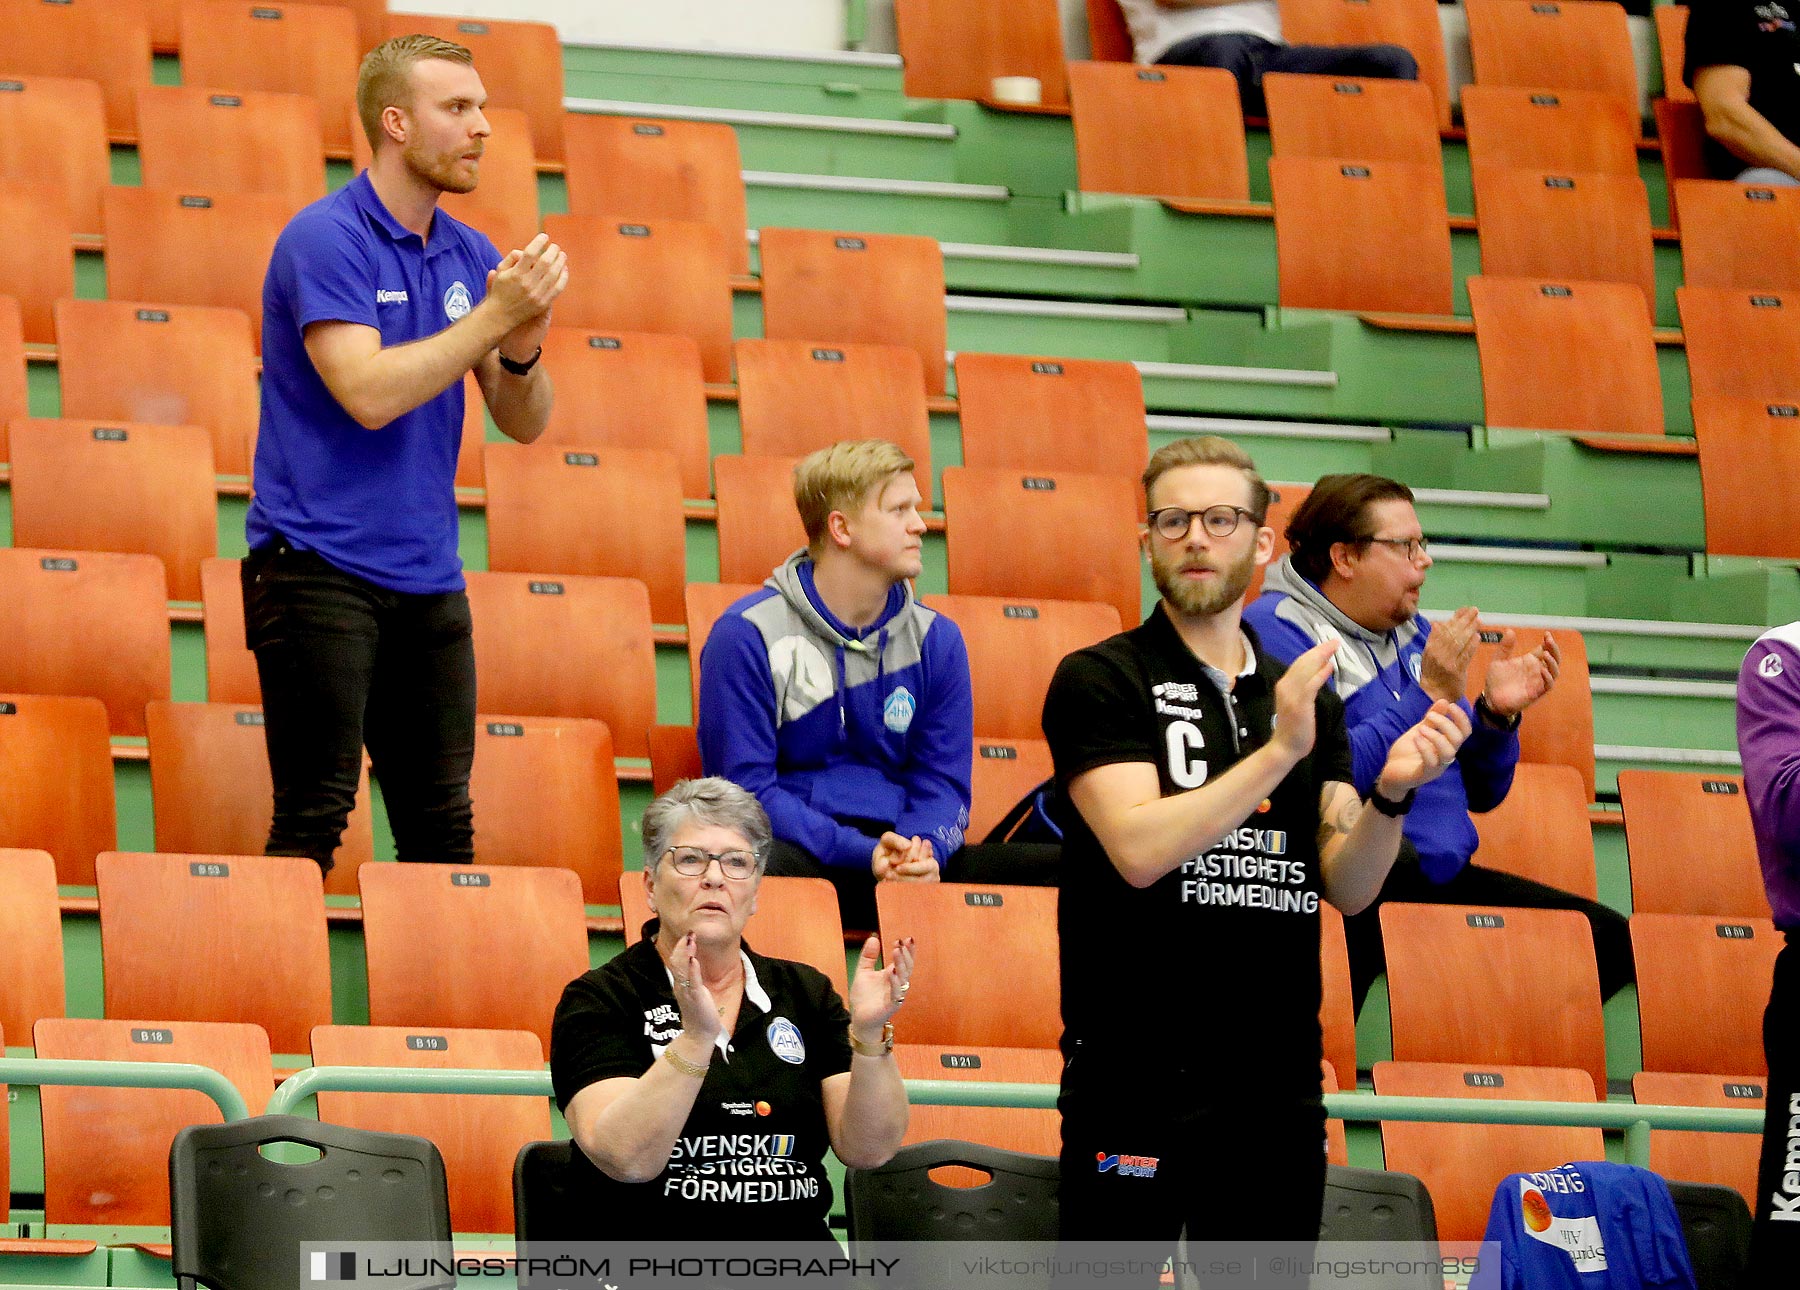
xmin=1474 ymin=694 xmax=1522 ymax=732
xmin=1370 ymin=786 xmax=1417 ymax=817
xmin=498 ymin=346 xmax=542 ymax=376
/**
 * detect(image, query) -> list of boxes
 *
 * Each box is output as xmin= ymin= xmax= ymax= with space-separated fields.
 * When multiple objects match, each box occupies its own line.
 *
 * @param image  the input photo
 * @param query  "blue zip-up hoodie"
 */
xmin=1243 ymin=555 xmax=1519 ymax=882
xmin=696 ymin=552 xmax=973 ymax=869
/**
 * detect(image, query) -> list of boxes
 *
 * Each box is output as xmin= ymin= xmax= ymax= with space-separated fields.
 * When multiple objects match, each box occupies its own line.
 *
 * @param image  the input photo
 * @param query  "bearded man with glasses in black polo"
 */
xmin=1244 ymin=472 xmax=1632 ymax=1014
xmin=1042 ymin=439 xmax=1470 ymax=1279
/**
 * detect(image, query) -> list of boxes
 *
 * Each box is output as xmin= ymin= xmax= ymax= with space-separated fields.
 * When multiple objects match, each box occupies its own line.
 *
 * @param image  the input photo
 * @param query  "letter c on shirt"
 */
xmin=1165 ymin=720 xmax=1207 ymax=789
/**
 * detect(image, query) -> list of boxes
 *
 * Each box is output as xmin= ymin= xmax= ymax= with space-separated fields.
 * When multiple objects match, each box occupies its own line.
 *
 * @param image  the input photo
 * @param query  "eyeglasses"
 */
xmin=1147 ymin=505 xmax=1262 ymax=541
xmin=662 ymin=846 xmax=759 ymax=880
xmin=1362 ymin=536 xmax=1430 ymax=563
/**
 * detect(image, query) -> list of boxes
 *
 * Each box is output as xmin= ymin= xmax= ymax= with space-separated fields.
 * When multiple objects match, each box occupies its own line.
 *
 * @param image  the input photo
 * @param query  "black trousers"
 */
xmin=765 ymin=836 xmax=1060 ymax=931
xmin=1343 ymin=847 xmax=1637 ymax=1012
xmin=1748 ymin=933 xmax=1800 ymax=1281
xmin=1058 ymin=1049 xmax=1325 ymax=1288
xmin=241 ymin=538 xmax=477 ymax=873
xmin=1159 ymin=32 xmax=1420 ymax=116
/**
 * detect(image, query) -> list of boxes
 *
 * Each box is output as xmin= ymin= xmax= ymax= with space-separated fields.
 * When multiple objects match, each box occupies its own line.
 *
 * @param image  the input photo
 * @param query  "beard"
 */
xmin=1151 ymin=541 xmax=1258 ymax=617
xmin=404 ymin=141 xmax=480 ymax=195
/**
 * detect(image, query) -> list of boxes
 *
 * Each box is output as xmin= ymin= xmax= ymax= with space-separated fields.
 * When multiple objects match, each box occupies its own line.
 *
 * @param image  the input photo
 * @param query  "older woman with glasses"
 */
xmin=549 ymin=776 xmax=916 ymax=1241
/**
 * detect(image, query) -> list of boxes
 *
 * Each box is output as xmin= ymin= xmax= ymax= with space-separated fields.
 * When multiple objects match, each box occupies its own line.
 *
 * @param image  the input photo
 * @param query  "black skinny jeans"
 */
xmin=242 ymin=538 xmax=476 ymax=872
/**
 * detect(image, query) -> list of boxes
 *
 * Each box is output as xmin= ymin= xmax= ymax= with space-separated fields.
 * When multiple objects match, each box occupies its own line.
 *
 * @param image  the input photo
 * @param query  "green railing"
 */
xmin=0 ymin=1057 xmax=250 ymax=1121
xmin=1 ymin=1062 xmax=1764 ymax=1175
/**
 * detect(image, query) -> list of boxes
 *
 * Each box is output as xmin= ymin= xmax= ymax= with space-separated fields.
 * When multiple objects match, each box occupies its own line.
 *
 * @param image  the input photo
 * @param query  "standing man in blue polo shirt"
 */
xmin=243 ymin=33 xmax=567 ymax=874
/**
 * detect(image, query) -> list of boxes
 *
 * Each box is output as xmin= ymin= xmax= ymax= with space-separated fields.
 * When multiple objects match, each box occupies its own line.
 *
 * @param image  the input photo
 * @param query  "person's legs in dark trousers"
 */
xmin=1058 ymin=1057 xmax=1325 ymax=1288
xmin=1747 ymin=934 xmax=1799 ymax=1282
xmin=947 ymin=842 xmax=1061 ymax=887
xmin=243 ymin=541 xmax=379 ymax=876
xmin=765 ymin=837 xmax=879 ymax=931
xmin=1344 ymin=849 xmax=1635 ymax=1012
xmin=1158 ymin=33 xmax=1417 ymax=116
xmin=361 ymin=587 xmax=476 ymax=863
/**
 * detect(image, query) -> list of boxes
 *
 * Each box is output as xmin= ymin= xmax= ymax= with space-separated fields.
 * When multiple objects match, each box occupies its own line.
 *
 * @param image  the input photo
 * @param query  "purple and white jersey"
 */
xmin=1737 ymin=623 xmax=1800 ymax=929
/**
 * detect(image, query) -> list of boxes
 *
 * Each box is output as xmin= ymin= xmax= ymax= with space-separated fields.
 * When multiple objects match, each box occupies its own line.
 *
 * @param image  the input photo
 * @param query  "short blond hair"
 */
xmin=793 ymin=440 xmax=917 ymax=548
xmin=356 ymin=34 xmax=474 ymax=153
xmin=1142 ymin=436 xmax=1270 ymax=520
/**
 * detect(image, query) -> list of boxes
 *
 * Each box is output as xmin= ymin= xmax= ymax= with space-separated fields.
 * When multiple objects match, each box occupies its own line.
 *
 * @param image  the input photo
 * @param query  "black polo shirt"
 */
xmin=549 ymin=928 xmax=852 ymax=1241
xmin=1042 ymin=609 xmax=1351 ymax=1101
xmin=1685 ymin=0 xmax=1800 ymax=176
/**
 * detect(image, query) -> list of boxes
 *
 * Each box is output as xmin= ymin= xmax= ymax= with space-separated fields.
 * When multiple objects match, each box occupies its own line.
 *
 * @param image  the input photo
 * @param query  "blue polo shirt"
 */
xmin=247 ymin=171 xmax=501 ymax=594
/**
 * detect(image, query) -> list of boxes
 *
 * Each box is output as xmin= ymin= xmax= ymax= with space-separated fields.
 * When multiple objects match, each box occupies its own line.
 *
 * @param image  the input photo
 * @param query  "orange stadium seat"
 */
xmin=1471 ymin=168 xmax=1657 ymax=322
xmin=358 ymin=862 xmax=591 ymax=1049
xmin=34 ymin=1017 xmax=274 ymax=1225
xmin=892 ymin=0 xmax=1069 ymax=107
xmin=0 ymin=74 xmax=111 ymax=234
xmin=896 ymin=1043 xmax=1061 ymax=1168
xmin=1244 ymin=479 xmax=1310 ymax=604
xmin=1279 ymin=0 xmax=1454 ymax=129
xmin=0 ymin=848 xmax=67 ymax=1043
xmin=534 ymin=328 xmax=712 ymax=499
xmin=1270 ymin=157 xmax=1453 ymax=315
xmin=199 ymin=558 xmax=262 ymax=705
xmin=953 ymin=352 xmax=1147 ymax=477
xmin=1633 ymin=1070 xmax=1763 ymax=1207
xmin=1464 ymin=0 xmax=1640 ymax=106
xmin=1468 ymin=626 xmax=1595 ymax=800
xmin=875 ymin=882 xmax=1060 ymax=1049
xmin=647 ymin=724 xmax=704 ymax=796
xmin=712 ymin=455 xmax=808 ymax=585
xmin=135 ymin=85 xmax=326 ymax=200
xmin=1469 ymin=276 xmax=1665 ymax=438
xmin=1321 ymin=1059 xmax=1350 ymax=1166
xmin=684 ymin=581 xmax=764 ymax=715
xmin=0 ymin=298 xmax=24 ymax=455
xmin=1469 ymin=762 xmax=1598 ymax=899
xmin=469 ymin=714 xmax=623 ymax=906
xmin=464 ymin=571 xmax=658 ymax=758
xmin=310 ymin=1025 xmax=551 ymax=1236
xmin=1262 ymin=72 xmax=1441 ymax=166
xmin=1617 ymin=769 xmax=1771 ymax=918
xmin=735 ymin=339 xmax=932 ymax=482
xmin=1067 ymin=60 xmax=1248 ymax=203
xmin=1320 ymin=904 xmax=1357 ymax=1084
xmin=317 ymin=0 xmax=384 ymax=53
xmin=1373 ymin=1061 xmax=1604 ymax=1243
xmin=563 ymin=114 xmax=748 ymax=275
xmin=0 ymin=548 xmax=171 ymax=737
xmin=1381 ymin=902 xmax=1607 ymax=1095
xmin=455 ymin=371 xmax=487 ymax=489
xmin=1656 ymin=4 xmax=1694 ymax=104
xmin=1678 ymin=286 xmax=1800 ymax=402
xmin=96 ymin=850 xmax=331 ymax=1055
xmin=482 ymin=443 xmax=687 ymax=626
xmin=144 ymin=699 xmax=375 ymax=897
xmin=758 ymin=227 xmax=948 ymax=395
xmin=1692 ymin=395 xmax=1800 ymax=561
xmin=54 ymin=298 xmax=262 ymax=477
xmin=352 ymin=106 xmax=540 ymax=253
xmin=178 ymin=0 xmax=361 ymax=157
xmin=384 ymin=12 xmax=565 ymax=163
xmin=1460 ymin=85 xmax=1642 ymax=178
xmin=1657 ymin=99 xmax=1712 ymax=228
xmin=0 ymin=186 xmax=76 ymax=345
xmin=621 ymin=875 xmax=850 ymax=994
xmin=102 ymin=187 xmax=303 ymax=352
xmin=941 ymin=466 xmax=1143 ymax=629
xmin=0 ymin=695 xmax=116 ymax=886
xmin=1085 ymin=0 xmax=1131 ymax=61
xmin=1676 ymin=178 xmax=1800 ymax=292
xmin=0 ymin=0 xmax=153 ymax=140
xmin=967 ymin=737 xmax=1054 ymax=844
xmin=1632 ymin=913 xmax=1782 ymax=1076
xmin=7 ymin=419 xmax=217 ymax=602
xmin=544 ymin=214 xmax=735 ymax=383
xmin=920 ymin=593 xmax=1123 ymax=741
